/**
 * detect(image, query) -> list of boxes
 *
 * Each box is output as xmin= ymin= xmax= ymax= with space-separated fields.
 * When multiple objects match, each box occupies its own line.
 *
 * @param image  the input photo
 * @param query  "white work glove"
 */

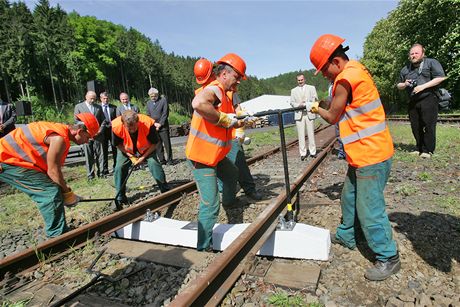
xmin=306 ymin=101 xmax=320 ymax=113
xmin=63 ymin=189 xmax=81 ymax=207
xmin=217 ymin=112 xmax=238 ymax=128
xmin=235 ymin=127 xmax=251 ymax=145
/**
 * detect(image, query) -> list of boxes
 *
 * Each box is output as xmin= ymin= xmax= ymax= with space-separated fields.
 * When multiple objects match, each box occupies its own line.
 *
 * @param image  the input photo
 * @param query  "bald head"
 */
xmin=85 ymin=91 xmax=97 ymax=104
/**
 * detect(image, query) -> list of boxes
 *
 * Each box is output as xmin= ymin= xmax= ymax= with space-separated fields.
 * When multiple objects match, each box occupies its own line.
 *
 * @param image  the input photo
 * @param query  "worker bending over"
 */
xmin=112 ymin=110 xmax=169 ymax=208
xmin=0 ymin=113 xmax=99 ymax=237
xmin=193 ymin=58 xmax=262 ymax=201
xmin=186 ymin=53 xmax=247 ymax=251
xmin=309 ymin=34 xmax=400 ymax=281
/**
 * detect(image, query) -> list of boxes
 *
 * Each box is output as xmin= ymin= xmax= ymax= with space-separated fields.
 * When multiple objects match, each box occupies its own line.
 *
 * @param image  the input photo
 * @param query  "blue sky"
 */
xmin=25 ymin=0 xmax=399 ymax=79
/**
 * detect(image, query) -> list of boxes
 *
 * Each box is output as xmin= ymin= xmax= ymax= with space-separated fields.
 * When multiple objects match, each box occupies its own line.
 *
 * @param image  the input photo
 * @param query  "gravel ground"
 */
xmin=3 ymin=124 xmax=459 ymax=306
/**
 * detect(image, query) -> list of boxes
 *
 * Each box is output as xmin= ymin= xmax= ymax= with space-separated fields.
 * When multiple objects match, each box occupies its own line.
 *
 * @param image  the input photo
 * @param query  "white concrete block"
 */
xmin=114 ymin=217 xmax=330 ymax=260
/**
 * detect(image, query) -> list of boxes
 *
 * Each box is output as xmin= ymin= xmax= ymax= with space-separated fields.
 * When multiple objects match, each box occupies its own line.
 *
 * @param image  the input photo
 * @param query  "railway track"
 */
xmin=387 ymin=114 xmax=460 ymax=123
xmin=1 ymin=124 xmax=338 ymax=304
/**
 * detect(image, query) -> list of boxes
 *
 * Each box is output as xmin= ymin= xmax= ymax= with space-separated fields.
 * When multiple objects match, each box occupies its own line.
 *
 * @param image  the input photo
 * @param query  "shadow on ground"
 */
xmin=389 ymin=211 xmax=460 ymax=272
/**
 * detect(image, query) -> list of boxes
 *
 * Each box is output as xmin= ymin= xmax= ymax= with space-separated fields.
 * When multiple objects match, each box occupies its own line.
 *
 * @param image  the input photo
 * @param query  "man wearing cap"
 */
xmin=111 ymin=110 xmax=169 ymax=208
xmin=193 ymin=58 xmax=262 ymax=201
xmin=146 ymin=88 xmax=172 ymax=165
xmin=308 ymin=34 xmax=399 ymax=281
xmin=186 ymin=53 xmax=247 ymax=251
xmin=0 ymin=113 xmax=99 ymax=238
xmin=74 ymin=91 xmax=105 ymax=180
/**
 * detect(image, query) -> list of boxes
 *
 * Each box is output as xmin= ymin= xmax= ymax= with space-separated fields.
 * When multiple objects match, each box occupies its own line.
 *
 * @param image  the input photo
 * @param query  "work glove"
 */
xmin=307 ymin=101 xmax=320 ymax=114
xmin=235 ymin=127 xmax=245 ymax=140
xmin=63 ymin=189 xmax=81 ymax=207
xmin=217 ymin=112 xmax=238 ymax=128
xmin=129 ymin=156 xmax=139 ymax=165
xmin=237 ymin=110 xmax=257 ymax=127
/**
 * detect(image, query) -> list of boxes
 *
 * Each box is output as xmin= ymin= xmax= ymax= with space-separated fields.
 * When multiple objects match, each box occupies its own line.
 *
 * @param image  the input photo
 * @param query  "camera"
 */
xmin=407 ymin=79 xmax=417 ymax=88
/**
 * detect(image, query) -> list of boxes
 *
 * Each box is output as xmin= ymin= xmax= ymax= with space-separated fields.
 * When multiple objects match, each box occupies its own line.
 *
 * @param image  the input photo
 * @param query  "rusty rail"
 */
xmin=170 ymin=134 xmax=337 ymax=306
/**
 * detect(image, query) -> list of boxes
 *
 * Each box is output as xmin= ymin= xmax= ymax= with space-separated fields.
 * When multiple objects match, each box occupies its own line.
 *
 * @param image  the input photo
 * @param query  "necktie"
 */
xmin=103 ymin=105 xmax=110 ymax=122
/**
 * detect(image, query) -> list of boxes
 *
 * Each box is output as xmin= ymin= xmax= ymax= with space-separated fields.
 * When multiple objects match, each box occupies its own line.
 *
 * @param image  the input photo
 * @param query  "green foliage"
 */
xmin=261 ymin=69 xmax=330 ymax=99
xmin=418 ymin=171 xmax=432 ymax=181
xmin=1 ymin=299 xmax=32 ymax=307
xmin=267 ymin=291 xmax=306 ymax=306
xmin=169 ymin=112 xmax=190 ymax=125
xmin=362 ymin=0 xmax=460 ymax=112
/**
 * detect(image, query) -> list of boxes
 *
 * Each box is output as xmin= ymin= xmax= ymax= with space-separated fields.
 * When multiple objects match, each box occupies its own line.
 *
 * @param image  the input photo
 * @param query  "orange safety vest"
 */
xmin=112 ymin=114 xmax=155 ymax=155
xmin=186 ymin=80 xmax=235 ymax=166
xmin=0 ymin=122 xmax=70 ymax=173
xmin=333 ymin=60 xmax=394 ymax=167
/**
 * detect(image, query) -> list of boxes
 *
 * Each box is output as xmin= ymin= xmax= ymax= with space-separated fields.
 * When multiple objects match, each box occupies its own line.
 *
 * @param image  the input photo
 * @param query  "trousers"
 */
xmin=189 ymin=158 xmax=238 ymax=251
xmin=217 ymin=139 xmax=256 ymax=194
xmin=408 ymin=93 xmax=438 ymax=154
xmin=336 ymin=158 xmax=397 ymax=261
xmin=114 ymin=150 xmax=168 ymax=201
xmin=0 ymin=163 xmax=67 ymax=237
xmin=295 ymin=114 xmax=316 ymax=156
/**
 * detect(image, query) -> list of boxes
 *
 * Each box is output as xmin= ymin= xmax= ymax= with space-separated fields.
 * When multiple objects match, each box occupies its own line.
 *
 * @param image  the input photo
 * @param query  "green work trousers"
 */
xmin=218 ymin=139 xmax=256 ymax=194
xmin=0 ymin=163 xmax=67 ymax=238
xmin=189 ymin=157 xmax=238 ymax=251
xmin=114 ymin=150 xmax=168 ymax=201
xmin=336 ymin=158 xmax=398 ymax=260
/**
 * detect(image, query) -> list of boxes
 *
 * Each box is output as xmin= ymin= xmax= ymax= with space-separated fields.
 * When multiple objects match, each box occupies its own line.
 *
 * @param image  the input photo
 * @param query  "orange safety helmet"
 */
xmin=217 ymin=53 xmax=247 ymax=80
xmin=75 ymin=113 xmax=100 ymax=138
xmin=194 ymin=58 xmax=214 ymax=84
xmin=310 ymin=34 xmax=345 ymax=75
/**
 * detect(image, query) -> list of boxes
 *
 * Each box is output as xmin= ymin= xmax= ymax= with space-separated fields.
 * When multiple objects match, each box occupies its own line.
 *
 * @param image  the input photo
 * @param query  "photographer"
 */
xmin=397 ymin=43 xmax=446 ymax=158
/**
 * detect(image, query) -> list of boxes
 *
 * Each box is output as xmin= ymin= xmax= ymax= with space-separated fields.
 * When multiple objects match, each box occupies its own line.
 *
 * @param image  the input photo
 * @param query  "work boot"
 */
xmin=246 ymin=190 xmax=262 ymax=201
xmin=114 ymin=196 xmax=129 ymax=211
xmin=159 ymin=183 xmax=170 ymax=193
xmin=364 ymin=254 xmax=401 ymax=281
xmin=330 ymin=233 xmax=356 ymax=250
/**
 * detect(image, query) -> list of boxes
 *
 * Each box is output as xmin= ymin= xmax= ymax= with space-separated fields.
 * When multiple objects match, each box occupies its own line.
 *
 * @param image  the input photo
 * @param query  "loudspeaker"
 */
xmin=87 ymin=80 xmax=104 ymax=96
xmin=15 ymin=101 xmax=32 ymax=116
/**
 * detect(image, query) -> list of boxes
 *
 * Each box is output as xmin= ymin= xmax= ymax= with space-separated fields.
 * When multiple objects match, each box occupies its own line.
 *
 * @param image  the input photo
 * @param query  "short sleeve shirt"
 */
xmin=400 ymin=57 xmax=445 ymax=101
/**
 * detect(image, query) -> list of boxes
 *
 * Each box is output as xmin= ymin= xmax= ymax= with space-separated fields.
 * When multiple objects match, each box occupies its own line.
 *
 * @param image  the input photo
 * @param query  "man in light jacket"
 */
xmin=290 ymin=74 xmax=317 ymax=160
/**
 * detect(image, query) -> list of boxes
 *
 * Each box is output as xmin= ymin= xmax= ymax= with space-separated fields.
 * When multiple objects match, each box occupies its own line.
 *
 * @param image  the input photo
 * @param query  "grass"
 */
xmin=389 ymin=122 xmax=460 ymax=216
xmin=267 ymin=290 xmax=323 ymax=307
xmin=1 ymin=299 xmax=32 ymax=307
xmin=1 ymin=121 xmax=458 ymax=235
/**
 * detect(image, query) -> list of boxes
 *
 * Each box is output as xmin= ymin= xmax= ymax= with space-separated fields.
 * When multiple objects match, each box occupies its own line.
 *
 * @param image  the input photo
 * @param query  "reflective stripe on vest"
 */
xmin=339 ymin=98 xmax=387 ymax=145
xmin=0 ymin=122 xmax=70 ymax=172
xmin=189 ymin=112 xmax=231 ymax=147
xmin=340 ymin=121 xmax=387 ymax=145
xmin=334 ymin=60 xmax=393 ymax=167
xmin=186 ymin=80 xmax=234 ymax=166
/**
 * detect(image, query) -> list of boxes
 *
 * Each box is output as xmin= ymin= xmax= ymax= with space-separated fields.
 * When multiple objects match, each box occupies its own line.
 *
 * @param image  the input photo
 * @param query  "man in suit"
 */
xmin=146 ymin=87 xmax=172 ymax=165
xmin=99 ymin=92 xmax=118 ymax=175
xmin=290 ymin=73 xmax=317 ymax=160
xmin=0 ymin=99 xmax=17 ymax=138
xmin=116 ymin=92 xmax=140 ymax=117
xmin=74 ymin=91 xmax=105 ymax=180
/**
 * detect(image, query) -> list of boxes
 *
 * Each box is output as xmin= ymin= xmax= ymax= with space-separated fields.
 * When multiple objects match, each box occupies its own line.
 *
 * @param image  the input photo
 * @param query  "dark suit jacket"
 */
xmin=74 ymin=101 xmax=105 ymax=139
xmin=146 ymin=97 xmax=169 ymax=130
xmin=116 ymin=103 xmax=140 ymax=117
xmin=0 ymin=100 xmax=16 ymax=137
xmin=100 ymin=103 xmax=117 ymax=126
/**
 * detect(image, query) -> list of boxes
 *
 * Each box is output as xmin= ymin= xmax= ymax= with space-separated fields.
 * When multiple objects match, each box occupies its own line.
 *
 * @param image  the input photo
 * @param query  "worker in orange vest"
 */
xmin=186 ymin=53 xmax=247 ymax=251
xmin=111 ymin=110 xmax=169 ymax=208
xmin=309 ymin=34 xmax=399 ymax=281
xmin=193 ymin=58 xmax=262 ymax=201
xmin=0 ymin=113 xmax=99 ymax=238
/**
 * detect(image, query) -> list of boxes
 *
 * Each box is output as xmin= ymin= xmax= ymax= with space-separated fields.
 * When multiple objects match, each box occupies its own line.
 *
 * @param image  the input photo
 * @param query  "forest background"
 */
xmin=0 ymin=0 xmax=458 ymax=124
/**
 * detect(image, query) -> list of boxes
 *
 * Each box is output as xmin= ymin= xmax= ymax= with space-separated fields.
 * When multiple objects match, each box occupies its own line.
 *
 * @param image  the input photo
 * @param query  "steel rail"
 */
xmin=0 ymin=124 xmax=329 ymax=280
xmin=170 ymin=134 xmax=337 ymax=307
